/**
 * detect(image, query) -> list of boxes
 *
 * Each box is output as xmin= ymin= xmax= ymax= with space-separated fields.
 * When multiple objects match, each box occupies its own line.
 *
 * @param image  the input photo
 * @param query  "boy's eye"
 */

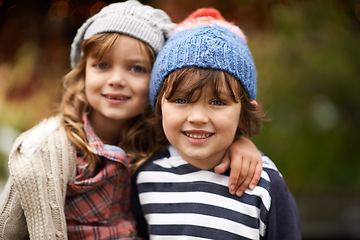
xmin=174 ymin=98 xmax=188 ymax=104
xmin=131 ymin=65 xmax=146 ymax=73
xmin=211 ymin=100 xmax=225 ymax=106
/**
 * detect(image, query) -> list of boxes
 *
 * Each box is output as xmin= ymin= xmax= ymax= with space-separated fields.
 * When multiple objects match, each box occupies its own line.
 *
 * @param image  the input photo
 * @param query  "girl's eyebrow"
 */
xmin=128 ymin=58 xmax=151 ymax=65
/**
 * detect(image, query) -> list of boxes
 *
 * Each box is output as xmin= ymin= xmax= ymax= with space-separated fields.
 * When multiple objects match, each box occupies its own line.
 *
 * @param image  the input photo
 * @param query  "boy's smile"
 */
xmin=182 ymin=130 xmax=214 ymax=140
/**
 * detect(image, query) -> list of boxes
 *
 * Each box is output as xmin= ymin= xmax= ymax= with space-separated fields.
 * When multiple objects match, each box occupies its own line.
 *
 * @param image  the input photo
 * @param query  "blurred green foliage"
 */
xmin=251 ymin=1 xmax=360 ymax=192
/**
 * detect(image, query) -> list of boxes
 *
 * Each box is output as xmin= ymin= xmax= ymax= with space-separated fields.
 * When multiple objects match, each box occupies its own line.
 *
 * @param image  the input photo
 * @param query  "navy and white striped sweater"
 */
xmin=132 ymin=146 xmax=301 ymax=240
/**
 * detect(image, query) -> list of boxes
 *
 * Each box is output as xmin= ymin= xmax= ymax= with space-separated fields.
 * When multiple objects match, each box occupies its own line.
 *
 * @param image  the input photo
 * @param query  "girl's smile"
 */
xmin=101 ymin=93 xmax=131 ymax=104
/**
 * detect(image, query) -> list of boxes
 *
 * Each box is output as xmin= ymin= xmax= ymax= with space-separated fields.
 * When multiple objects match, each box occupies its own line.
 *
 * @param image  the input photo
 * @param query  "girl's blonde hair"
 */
xmin=59 ymin=33 xmax=156 ymax=172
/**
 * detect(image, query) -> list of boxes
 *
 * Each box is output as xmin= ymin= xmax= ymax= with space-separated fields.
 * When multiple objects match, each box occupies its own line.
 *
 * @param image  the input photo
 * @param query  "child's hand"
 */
xmin=214 ymin=137 xmax=262 ymax=197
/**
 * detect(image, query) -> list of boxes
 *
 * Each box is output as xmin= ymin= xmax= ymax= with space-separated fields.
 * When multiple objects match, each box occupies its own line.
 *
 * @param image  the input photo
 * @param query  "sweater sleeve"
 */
xmin=264 ymin=168 xmax=302 ymax=240
xmin=3 ymin=117 xmax=76 ymax=240
xmin=0 ymin=176 xmax=29 ymax=239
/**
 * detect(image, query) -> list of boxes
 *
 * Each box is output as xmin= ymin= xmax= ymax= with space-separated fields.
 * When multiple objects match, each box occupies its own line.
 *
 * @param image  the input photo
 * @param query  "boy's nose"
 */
xmin=187 ymin=104 xmax=209 ymax=124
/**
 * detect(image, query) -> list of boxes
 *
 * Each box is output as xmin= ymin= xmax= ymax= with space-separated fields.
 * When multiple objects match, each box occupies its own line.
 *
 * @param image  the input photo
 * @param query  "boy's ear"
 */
xmin=237 ymin=100 xmax=258 ymax=136
xmin=250 ymin=100 xmax=258 ymax=108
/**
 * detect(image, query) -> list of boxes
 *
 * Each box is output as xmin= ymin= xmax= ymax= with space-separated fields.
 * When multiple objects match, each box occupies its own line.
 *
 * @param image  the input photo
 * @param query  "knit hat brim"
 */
xmin=70 ymin=0 xmax=176 ymax=68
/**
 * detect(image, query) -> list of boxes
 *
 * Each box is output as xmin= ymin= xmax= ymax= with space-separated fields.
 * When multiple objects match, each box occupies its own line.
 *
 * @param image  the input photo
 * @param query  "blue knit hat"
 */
xmin=149 ymin=8 xmax=256 ymax=109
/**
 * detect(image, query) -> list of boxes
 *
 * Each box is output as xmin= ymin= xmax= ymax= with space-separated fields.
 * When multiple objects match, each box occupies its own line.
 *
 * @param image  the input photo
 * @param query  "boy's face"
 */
xmin=161 ymin=81 xmax=241 ymax=170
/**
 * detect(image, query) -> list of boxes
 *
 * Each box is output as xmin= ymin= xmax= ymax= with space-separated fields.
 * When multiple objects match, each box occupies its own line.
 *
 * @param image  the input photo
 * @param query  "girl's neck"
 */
xmin=88 ymin=113 xmax=126 ymax=145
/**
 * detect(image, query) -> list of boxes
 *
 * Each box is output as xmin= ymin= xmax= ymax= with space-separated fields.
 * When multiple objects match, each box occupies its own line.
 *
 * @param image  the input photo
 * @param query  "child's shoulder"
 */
xmin=12 ymin=116 xmax=62 ymax=158
xmin=260 ymin=155 xmax=295 ymax=201
xmin=261 ymin=155 xmax=284 ymax=185
xmin=9 ymin=115 xmax=76 ymax=184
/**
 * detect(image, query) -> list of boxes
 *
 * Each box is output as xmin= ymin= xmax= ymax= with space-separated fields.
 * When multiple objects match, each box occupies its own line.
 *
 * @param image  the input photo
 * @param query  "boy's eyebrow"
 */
xmin=216 ymin=89 xmax=229 ymax=95
xmin=169 ymin=90 xmax=187 ymax=97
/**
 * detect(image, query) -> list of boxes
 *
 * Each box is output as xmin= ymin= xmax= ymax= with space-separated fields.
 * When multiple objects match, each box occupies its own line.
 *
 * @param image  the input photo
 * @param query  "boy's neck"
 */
xmin=175 ymin=147 xmax=226 ymax=170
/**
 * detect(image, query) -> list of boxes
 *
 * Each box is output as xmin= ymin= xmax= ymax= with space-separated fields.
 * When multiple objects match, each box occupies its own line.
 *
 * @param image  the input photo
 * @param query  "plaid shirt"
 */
xmin=65 ymin=115 xmax=136 ymax=239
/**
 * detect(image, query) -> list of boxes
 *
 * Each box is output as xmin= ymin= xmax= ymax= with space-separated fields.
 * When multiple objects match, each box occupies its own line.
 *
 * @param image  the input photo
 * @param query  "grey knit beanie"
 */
xmin=149 ymin=8 xmax=257 ymax=109
xmin=70 ymin=0 xmax=176 ymax=68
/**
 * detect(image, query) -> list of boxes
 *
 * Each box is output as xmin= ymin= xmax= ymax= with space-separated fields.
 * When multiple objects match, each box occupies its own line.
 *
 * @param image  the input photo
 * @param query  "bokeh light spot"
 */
xmin=310 ymin=95 xmax=339 ymax=131
xmin=90 ymin=1 xmax=107 ymax=16
xmin=355 ymin=4 xmax=360 ymax=22
xmin=48 ymin=1 xmax=69 ymax=21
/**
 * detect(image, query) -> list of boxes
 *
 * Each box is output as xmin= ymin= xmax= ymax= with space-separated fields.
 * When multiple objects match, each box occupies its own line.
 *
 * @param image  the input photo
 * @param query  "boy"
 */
xmin=132 ymin=8 xmax=301 ymax=239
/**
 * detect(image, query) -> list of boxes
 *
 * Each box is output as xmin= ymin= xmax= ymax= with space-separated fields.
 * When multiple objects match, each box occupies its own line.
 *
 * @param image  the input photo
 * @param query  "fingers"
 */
xmin=214 ymin=152 xmax=230 ymax=174
xmin=249 ymin=161 xmax=263 ymax=190
xmin=235 ymin=160 xmax=256 ymax=196
xmin=229 ymin=154 xmax=263 ymax=197
xmin=228 ymin=156 xmax=246 ymax=195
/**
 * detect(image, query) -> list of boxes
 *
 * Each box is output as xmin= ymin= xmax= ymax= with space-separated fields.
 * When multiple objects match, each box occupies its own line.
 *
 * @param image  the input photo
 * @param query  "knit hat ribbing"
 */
xmin=149 ymin=8 xmax=257 ymax=109
xmin=70 ymin=0 xmax=176 ymax=68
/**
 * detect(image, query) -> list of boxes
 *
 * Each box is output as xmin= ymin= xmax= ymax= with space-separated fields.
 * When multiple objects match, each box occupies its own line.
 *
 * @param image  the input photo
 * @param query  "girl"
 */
xmin=0 ymin=1 xmax=262 ymax=239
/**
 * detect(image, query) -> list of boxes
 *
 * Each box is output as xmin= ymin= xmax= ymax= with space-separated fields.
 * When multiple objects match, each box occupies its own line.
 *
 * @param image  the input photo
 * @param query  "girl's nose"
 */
xmin=187 ymin=104 xmax=209 ymax=124
xmin=108 ymin=68 xmax=126 ymax=87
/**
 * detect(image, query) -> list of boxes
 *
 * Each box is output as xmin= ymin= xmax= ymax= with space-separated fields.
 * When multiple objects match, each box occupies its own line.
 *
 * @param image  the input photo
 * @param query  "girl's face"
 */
xmin=160 ymin=73 xmax=242 ymax=170
xmin=85 ymin=35 xmax=152 ymax=127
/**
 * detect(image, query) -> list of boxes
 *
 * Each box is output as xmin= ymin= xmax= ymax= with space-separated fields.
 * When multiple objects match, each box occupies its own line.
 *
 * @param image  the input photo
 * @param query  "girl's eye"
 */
xmin=174 ymin=98 xmax=188 ymax=104
xmin=131 ymin=66 xmax=146 ymax=73
xmin=211 ymin=100 xmax=225 ymax=106
xmin=94 ymin=62 xmax=109 ymax=69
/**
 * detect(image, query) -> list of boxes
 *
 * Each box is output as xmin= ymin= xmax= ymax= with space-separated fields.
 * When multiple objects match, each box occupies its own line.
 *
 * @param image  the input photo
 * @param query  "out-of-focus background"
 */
xmin=0 ymin=0 xmax=359 ymax=239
